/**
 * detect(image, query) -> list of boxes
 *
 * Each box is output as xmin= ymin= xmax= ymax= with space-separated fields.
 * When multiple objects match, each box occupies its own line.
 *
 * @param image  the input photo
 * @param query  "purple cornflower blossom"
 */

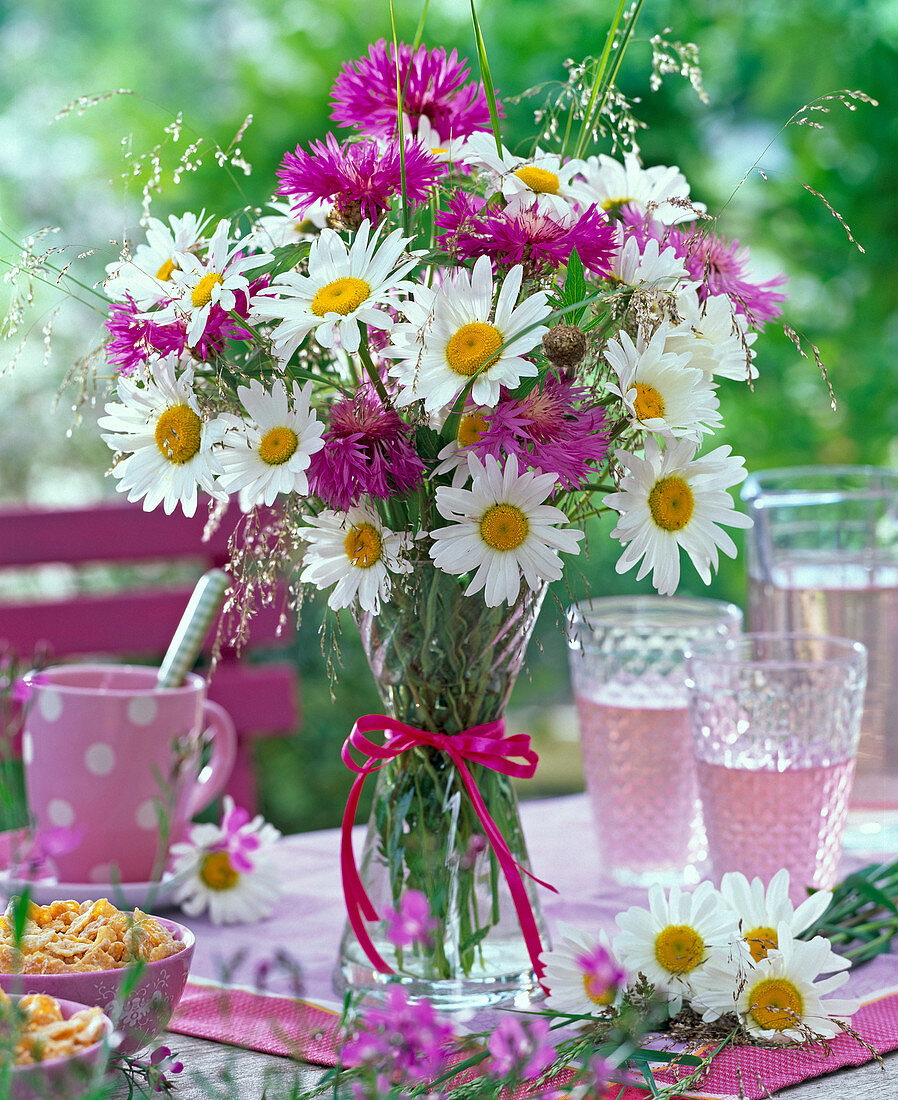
xmin=307 ymin=388 xmax=424 ymax=510
xmin=343 ymin=986 xmax=454 ymax=1084
xmin=277 ymin=134 xmax=443 ymax=227
xmin=331 ymin=40 xmax=497 ymax=141
xmin=619 ymin=208 xmax=786 ymax=327
xmin=384 ymin=889 xmax=438 ymax=948
xmin=436 ymin=193 xmax=617 ymax=276
xmin=105 ymin=300 xmax=187 ymax=374
xmin=486 ymin=1015 xmax=556 ymax=1081
xmin=470 ymin=376 xmax=610 ymax=491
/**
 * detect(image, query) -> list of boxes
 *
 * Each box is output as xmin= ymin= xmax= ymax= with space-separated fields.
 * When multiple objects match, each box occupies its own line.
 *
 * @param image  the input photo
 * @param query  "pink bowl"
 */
xmin=7 ymin=995 xmax=114 ymax=1100
xmin=1 ymin=917 xmax=194 ymax=1055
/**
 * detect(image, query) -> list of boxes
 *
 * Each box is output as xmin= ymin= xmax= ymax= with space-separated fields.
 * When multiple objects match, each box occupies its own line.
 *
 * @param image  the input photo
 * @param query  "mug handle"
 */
xmin=186 ymin=700 xmax=238 ymax=817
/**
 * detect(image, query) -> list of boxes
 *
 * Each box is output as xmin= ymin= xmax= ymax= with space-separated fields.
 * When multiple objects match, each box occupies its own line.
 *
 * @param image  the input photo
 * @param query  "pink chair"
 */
xmin=0 ymin=499 xmax=300 ymax=812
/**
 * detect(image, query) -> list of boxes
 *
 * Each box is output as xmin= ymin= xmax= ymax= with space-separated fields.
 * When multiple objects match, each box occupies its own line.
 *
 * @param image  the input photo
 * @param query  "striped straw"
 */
xmin=156 ymin=569 xmax=231 ymax=689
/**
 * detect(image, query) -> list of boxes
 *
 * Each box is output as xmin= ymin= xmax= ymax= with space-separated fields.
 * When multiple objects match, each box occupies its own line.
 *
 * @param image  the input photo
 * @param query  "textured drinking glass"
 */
xmin=566 ymin=596 xmax=743 ymax=886
xmin=686 ymin=633 xmax=867 ymax=902
xmin=742 ymin=467 xmax=898 ymax=810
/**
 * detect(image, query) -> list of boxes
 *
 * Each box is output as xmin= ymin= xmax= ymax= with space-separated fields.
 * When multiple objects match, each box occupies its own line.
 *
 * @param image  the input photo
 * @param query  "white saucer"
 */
xmin=0 ymin=869 xmax=187 ymax=910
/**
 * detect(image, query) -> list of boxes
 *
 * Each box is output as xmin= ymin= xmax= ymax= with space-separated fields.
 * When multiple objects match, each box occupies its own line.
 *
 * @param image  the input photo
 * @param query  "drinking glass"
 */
xmin=566 ymin=596 xmax=742 ymax=886
xmin=742 ymin=466 xmax=898 ymax=813
xmin=686 ymin=633 xmax=867 ymax=902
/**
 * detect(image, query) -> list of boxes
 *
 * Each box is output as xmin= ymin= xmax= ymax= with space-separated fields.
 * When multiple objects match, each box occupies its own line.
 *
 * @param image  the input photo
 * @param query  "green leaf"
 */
xmin=415 ymin=425 xmax=444 ymax=462
xmin=470 ymin=2 xmax=503 ymax=156
xmin=246 ymin=241 xmax=312 ymax=280
xmin=559 ymin=248 xmax=589 ymax=324
xmin=11 ymin=889 xmax=30 ymax=945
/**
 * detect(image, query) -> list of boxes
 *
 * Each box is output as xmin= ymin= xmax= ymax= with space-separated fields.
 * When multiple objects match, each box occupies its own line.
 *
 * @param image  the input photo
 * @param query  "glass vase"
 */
xmin=335 ymin=555 xmax=549 ymax=1011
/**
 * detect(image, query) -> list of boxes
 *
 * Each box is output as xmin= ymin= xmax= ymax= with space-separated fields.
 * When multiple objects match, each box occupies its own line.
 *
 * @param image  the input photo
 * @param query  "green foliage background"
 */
xmin=1 ymin=0 xmax=896 ymax=831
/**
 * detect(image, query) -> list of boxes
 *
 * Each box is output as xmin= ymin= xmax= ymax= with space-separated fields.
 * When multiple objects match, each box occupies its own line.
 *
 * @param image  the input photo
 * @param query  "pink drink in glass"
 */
xmin=695 ymin=758 xmax=856 ymax=903
xmin=576 ymin=682 xmax=705 ymax=884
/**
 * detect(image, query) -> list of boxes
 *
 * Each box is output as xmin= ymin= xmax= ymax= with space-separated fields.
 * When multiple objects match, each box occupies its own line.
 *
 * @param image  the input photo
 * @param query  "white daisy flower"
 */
xmin=151 ymin=218 xmax=271 ymax=347
xmin=298 ymin=506 xmax=411 ymax=614
xmin=429 ymin=453 xmax=583 ymax=607
xmin=579 ymin=151 xmax=705 ymax=224
xmin=245 ymin=197 xmax=331 ymax=250
xmin=460 ymin=132 xmax=589 ymax=216
xmin=691 ymin=925 xmax=858 ymax=1042
xmin=614 ymin=881 xmax=739 ymax=1012
xmin=432 ymin=407 xmax=493 ymax=487
xmin=403 ymin=114 xmax=468 ymax=165
xmin=386 ymin=256 xmax=550 ymax=413
xmin=719 ymin=869 xmax=834 ymax=964
xmin=216 ymin=379 xmax=326 ymax=511
xmin=251 ymin=220 xmax=420 ymax=361
xmin=603 ymin=436 xmax=753 ymax=596
xmin=540 ymin=921 xmax=627 ymax=1017
xmin=98 ymin=355 xmax=226 ymax=517
xmin=104 ymin=210 xmax=209 ymax=307
xmin=604 ymin=326 xmax=722 ymax=441
xmin=169 ymin=797 xmax=282 ymax=925
xmin=666 ymin=289 xmax=758 ymax=381
xmin=609 ymin=228 xmax=692 ymax=292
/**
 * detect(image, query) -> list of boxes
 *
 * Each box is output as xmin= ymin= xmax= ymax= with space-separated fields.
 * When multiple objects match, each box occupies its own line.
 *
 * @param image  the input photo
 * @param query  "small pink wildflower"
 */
xmin=307 ymin=388 xmax=424 ymax=510
xmin=343 ymin=986 xmax=454 ymax=1083
xmin=486 ymin=1014 xmax=556 ymax=1081
xmin=209 ymin=797 xmax=265 ymax=872
xmin=331 ymin=40 xmax=497 ymax=140
xmin=384 ymin=890 xmax=438 ymax=948
xmin=277 ymin=134 xmax=443 ymax=226
xmin=576 ymin=943 xmax=627 ymax=1005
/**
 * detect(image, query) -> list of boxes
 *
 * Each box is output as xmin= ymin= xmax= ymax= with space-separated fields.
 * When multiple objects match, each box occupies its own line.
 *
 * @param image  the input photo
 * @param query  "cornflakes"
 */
xmin=0 ymin=987 xmax=106 ymax=1066
xmin=0 ymin=899 xmax=185 ymax=974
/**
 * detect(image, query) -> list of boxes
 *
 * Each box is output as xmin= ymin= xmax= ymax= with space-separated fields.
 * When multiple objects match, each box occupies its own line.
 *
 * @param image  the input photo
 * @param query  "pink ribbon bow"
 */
xmin=340 ymin=713 xmax=556 ymax=982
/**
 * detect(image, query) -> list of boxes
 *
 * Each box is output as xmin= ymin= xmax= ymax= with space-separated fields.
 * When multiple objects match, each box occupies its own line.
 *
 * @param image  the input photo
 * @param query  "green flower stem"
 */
xmin=356 ymin=335 xmax=392 ymax=407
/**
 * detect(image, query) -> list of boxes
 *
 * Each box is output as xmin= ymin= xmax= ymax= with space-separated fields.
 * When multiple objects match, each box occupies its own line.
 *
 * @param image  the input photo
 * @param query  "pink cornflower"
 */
xmin=343 ymin=986 xmax=454 ymax=1083
xmin=680 ymin=228 xmax=788 ymax=327
xmin=277 ymin=134 xmax=443 ymax=227
xmin=307 ymin=389 xmax=424 ymax=510
xmin=619 ymin=209 xmax=787 ymax=327
xmin=331 ymin=40 xmax=497 ymax=141
xmin=384 ymin=890 xmax=438 ymax=948
xmin=436 ymin=193 xmax=617 ymax=276
xmin=472 ymin=376 xmax=610 ymax=491
xmin=209 ymin=798 xmax=266 ymax=872
xmin=105 ymin=300 xmax=187 ymax=374
xmin=486 ymin=1015 xmax=556 ymax=1081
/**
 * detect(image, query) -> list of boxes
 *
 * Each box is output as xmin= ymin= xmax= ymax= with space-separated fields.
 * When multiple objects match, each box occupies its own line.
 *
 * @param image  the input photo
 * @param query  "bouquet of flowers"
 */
xmin=42 ymin=9 xmax=799 ymax=1004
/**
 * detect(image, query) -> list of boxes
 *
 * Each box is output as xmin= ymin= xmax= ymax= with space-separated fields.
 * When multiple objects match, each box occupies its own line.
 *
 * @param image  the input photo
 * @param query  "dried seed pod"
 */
xmin=542 ymin=324 xmax=588 ymax=369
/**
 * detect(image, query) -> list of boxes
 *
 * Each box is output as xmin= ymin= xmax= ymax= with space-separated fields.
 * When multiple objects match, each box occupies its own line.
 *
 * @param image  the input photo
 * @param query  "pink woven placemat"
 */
xmin=168 ymin=980 xmax=898 ymax=1097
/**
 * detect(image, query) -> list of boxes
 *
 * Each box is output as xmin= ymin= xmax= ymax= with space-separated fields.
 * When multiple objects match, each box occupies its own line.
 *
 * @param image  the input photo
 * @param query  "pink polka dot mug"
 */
xmin=19 ymin=663 xmax=237 ymax=884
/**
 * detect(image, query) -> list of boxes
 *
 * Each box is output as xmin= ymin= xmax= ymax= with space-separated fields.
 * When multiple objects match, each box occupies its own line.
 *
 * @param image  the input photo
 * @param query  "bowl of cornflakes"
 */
xmin=0 ymin=899 xmax=194 ymax=1054
xmin=1 ymin=989 xmax=113 ymax=1100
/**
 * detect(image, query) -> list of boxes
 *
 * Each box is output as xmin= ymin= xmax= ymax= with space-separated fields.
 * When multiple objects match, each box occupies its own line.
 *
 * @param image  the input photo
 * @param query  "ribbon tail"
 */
xmin=450 ymin=754 xmax=550 ymax=982
xmin=340 ymin=772 xmax=395 ymax=976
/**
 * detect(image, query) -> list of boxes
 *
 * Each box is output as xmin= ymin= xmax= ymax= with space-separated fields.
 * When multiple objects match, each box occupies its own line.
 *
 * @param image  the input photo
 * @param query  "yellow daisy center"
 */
xmin=748 ymin=977 xmax=804 ymax=1031
xmin=155 ymin=404 xmax=202 ymax=465
xmin=648 ymin=476 xmax=695 ymax=532
xmin=601 ymin=197 xmax=632 ymax=214
xmin=745 ymin=926 xmax=779 ymax=963
xmin=155 ymin=258 xmax=178 ymax=281
xmin=457 ymin=412 xmax=489 ymax=447
xmin=515 ymin=165 xmax=560 ymax=194
xmin=311 ymin=276 xmax=371 ymax=317
xmin=258 ymin=426 xmax=299 ymax=466
xmin=431 ymin=146 xmax=448 ymax=156
xmin=199 ymin=851 xmax=240 ymax=891
xmin=344 ymin=523 xmax=382 ymax=568
xmin=654 ymin=924 xmax=705 ymax=974
xmin=633 ymin=382 xmax=665 ymax=421
xmin=191 ymin=272 xmax=223 ymax=308
xmin=446 ymin=322 xmax=503 ymax=378
xmin=479 ymin=504 xmax=529 ymax=551
xmin=583 ymin=973 xmax=614 ymax=1005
